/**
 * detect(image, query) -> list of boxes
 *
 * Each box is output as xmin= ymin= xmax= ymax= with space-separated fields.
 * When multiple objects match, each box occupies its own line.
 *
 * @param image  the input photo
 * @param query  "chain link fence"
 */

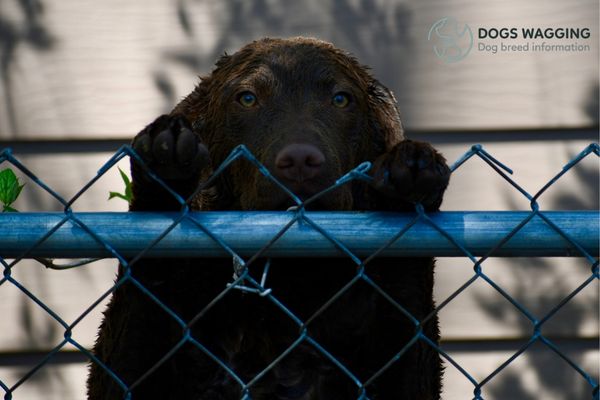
xmin=0 ymin=142 xmax=598 ymax=399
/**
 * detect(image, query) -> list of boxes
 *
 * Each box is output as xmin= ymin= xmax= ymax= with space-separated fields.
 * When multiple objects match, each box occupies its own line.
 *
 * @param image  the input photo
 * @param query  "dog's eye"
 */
xmin=332 ymin=92 xmax=351 ymax=108
xmin=238 ymin=91 xmax=257 ymax=108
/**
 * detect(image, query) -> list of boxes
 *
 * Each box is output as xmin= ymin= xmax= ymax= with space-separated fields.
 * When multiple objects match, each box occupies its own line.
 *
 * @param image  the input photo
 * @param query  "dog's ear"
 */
xmin=366 ymin=80 xmax=404 ymax=154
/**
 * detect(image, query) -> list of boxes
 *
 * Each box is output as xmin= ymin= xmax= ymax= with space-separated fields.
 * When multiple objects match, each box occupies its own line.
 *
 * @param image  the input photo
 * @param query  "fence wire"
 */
xmin=0 ymin=142 xmax=598 ymax=400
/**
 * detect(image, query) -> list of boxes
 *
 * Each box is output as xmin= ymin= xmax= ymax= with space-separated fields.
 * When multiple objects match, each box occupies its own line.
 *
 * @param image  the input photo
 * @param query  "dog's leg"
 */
xmin=88 ymin=115 xmax=211 ymax=399
xmin=361 ymin=140 xmax=449 ymax=399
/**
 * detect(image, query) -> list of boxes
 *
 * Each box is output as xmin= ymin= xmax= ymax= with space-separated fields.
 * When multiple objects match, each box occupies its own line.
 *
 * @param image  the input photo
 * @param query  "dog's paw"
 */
xmin=371 ymin=140 xmax=450 ymax=210
xmin=132 ymin=115 xmax=209 ymax=182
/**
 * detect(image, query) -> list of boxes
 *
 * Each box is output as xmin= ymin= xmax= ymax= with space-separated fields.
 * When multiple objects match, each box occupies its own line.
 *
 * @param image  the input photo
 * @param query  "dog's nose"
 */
xmin=274 ymin=144 xmax=325 ymax=183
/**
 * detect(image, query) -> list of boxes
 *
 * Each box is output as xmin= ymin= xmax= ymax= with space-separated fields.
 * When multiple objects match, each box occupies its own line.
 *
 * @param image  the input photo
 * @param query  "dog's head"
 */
xmin=173 ymin=37 xmax=404 ymax=210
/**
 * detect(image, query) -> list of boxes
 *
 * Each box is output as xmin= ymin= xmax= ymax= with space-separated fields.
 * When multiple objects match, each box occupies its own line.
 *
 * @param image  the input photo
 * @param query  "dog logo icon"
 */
xmin=428 ymin=17 xmax=473 ymax=63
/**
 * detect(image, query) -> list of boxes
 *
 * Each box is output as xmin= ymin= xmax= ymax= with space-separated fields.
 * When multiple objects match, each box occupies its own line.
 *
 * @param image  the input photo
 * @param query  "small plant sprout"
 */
xmin=108 ymin=167 xmax=133 ymax=205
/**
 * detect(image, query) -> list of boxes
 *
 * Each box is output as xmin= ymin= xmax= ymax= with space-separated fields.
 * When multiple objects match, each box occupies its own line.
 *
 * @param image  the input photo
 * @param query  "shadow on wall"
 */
xmin=475 ymin=256 xmax=597 ymax=400
xmin=474 ymin=156 xmax=599 ymax=400
xmin=154 ymin=0 xmax=413 ymax=114
xmin=0 ymin=0 xmax=54 ymax=137
xmin=0 ymin=1 xmax=64 ymax=396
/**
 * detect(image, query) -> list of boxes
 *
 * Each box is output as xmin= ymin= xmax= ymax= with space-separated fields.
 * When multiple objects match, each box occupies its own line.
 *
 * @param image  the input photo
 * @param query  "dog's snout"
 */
xmin=274 ymin=143 xmax=325 ymax=183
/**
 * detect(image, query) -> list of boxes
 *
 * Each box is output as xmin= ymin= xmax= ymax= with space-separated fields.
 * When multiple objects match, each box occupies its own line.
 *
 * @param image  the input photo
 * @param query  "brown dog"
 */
xmin=88 ymin=37 xmax=449 ymax=399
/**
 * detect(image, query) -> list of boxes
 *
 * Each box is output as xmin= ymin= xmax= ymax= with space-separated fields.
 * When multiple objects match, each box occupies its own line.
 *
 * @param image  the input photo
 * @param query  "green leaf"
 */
xmin=118 ymin=167 xmax=132 ymax=200
xmin=108 ymin=192 xmax=129 ymax=202
xmin=0 ymin=168 xmax=24 ymax=211
xmin=108 ymin=167 xmax=133 ymax=204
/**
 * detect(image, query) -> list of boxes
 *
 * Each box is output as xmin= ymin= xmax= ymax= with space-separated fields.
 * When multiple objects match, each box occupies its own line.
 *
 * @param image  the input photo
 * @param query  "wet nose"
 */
xmin=274 ymin=144 xmax=325 ymax=183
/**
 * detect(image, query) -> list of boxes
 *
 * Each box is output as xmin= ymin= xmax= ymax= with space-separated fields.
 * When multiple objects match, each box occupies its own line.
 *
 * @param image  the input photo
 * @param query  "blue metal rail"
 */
xmin=1 ymin=211 xmax=597 ymax=258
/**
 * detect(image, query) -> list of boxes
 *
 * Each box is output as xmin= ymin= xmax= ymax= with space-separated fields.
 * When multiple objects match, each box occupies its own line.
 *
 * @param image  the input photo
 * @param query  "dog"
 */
xmin=87 ymin=37 xmax=450 ymax=399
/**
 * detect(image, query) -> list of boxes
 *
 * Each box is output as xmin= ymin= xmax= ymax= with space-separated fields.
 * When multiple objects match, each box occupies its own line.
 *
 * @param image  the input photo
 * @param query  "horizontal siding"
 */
xmin=0 ymin=0 xmax=598 ymax=139
xmin=1 ymin=127 xmax=598 ymax=152
xmin=0 ymin=344 xmax=597 ymax=400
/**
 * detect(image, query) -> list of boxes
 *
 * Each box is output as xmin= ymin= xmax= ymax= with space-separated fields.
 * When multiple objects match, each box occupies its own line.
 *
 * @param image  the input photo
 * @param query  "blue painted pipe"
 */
xmin=0 ymin=211 xmax=597 ymax=259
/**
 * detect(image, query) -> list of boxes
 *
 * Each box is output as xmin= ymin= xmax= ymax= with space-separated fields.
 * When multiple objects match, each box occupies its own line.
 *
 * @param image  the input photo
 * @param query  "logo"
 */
xmin=428 ymin=17 xmax=473 ymax=63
